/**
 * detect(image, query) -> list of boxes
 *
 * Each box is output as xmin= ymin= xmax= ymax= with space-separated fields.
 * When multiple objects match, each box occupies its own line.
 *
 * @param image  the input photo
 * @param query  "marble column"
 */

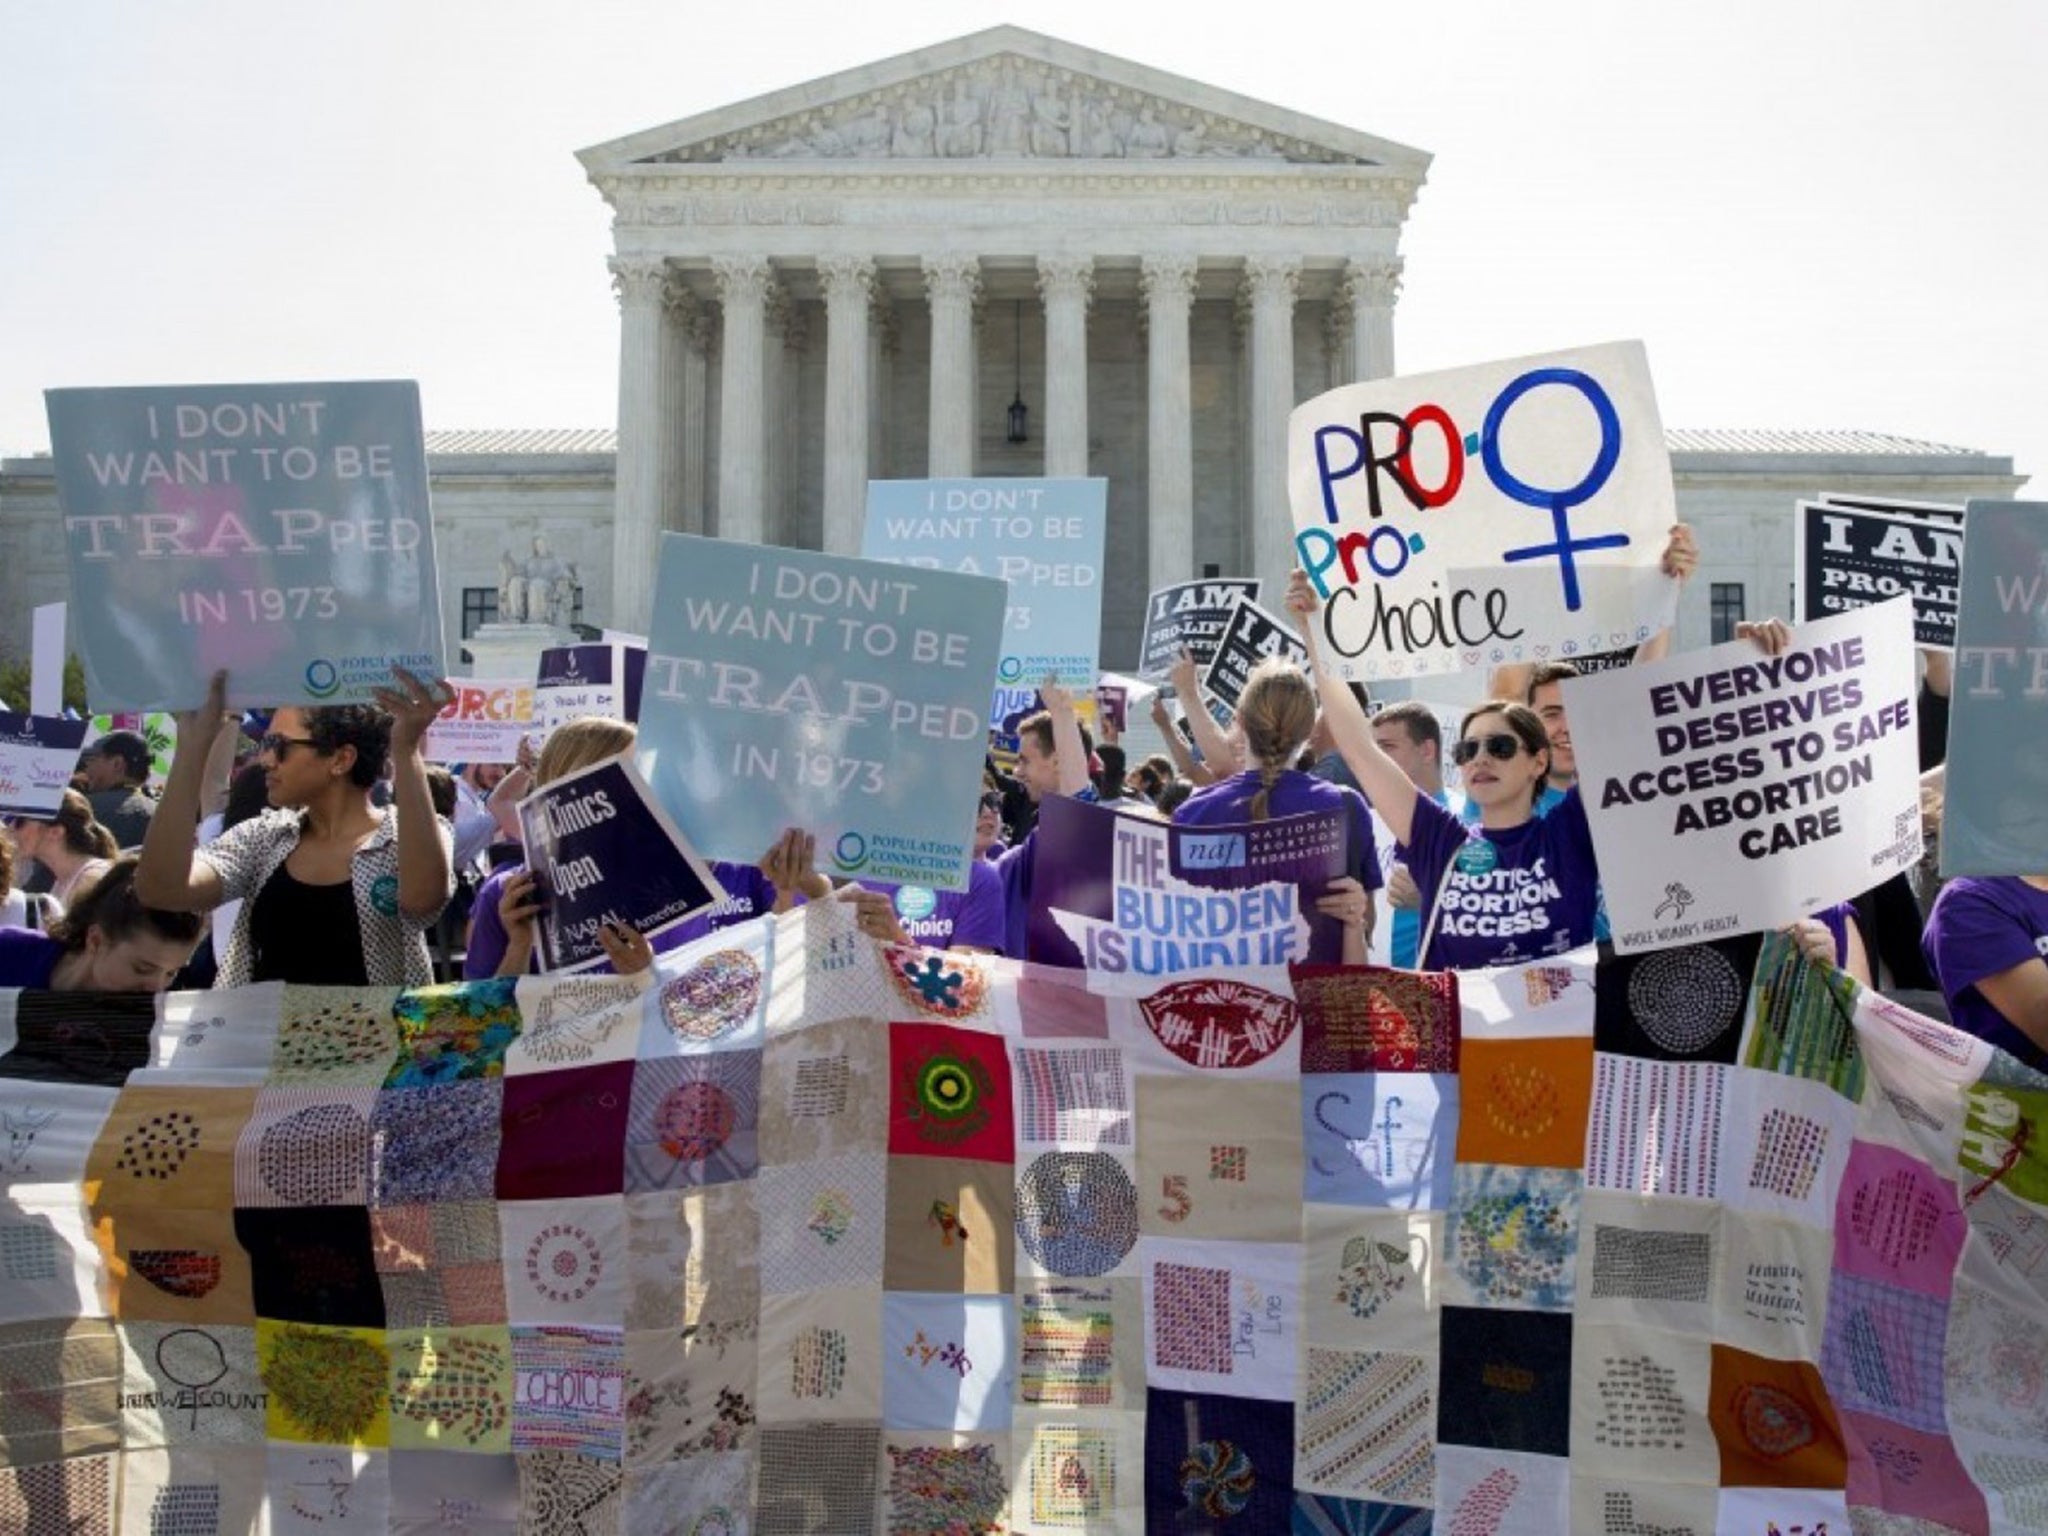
xmin=1141 ymin=254 xmax=1198 ymax=593
xmin=659 ymin=275 xmax=706 ymax=537
xmin=1244 ymin=257 xmax=1302 ymax=600
xmin=763 ymin=284 xmax=800 ymax=546
xmin=1344 ymin=256 xmax=1402 ymax=382
xmin=1037 ymin=255 xmax=1094 ymax=478
xmin=608 ymin=255 xmax=670 ymax=633
xmin=868 ymin=291 xmax=897 ymax=478
xmin=712 ymin=255 xmax=772 ymax=545
xmin=674 ymin=296 xmax=714 ymax=535
xmin=923 ymin=255 xmax=981 ymax=478
xmin=819 ymin=256 xmax=875 ymax=555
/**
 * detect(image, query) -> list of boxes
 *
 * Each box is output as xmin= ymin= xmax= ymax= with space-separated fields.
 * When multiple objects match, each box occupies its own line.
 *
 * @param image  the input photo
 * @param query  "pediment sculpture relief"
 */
xmin=642 ymin=60 xmax=1355 ymax=166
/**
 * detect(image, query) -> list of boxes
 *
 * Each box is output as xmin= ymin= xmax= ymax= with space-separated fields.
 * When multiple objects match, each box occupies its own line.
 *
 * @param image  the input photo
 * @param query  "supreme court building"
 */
xmin=0 ymin=27 xmax=2025 ymax=674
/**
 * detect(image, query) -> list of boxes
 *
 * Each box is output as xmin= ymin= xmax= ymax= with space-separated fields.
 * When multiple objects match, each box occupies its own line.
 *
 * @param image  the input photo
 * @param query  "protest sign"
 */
xmin=1137 ymin=577 xmax=1261 ymax=678
xmin=1028 ymin=794 xmax=1349 ymax=973
xmin=535 ymin=642 xmax=647 ymax=731
xmin=30 ymin=603 xmax=65 ymax=717
xmin=45 ymin=380 xmax=447 ymax=710
xmin=1201 ymin=595 xmax=1309 ymax=712
xmin=864 ymin=477 xmax=1107 ymax=708
xmin=86 ymin=712 xmax=176 ymax=786
xmin=516 ymin=753 xmax=725 ymax=972
xmin=1794 ymin=499 xmax=1961 ymax=648
xmin=1566 ymin=597 xmax=1920 ymax=952
xmin=1290 ymin=340 xmax=1679 ymax=681
xmin=1818 ymin=493 xmax=1963 ymax=525
xmin=422 ymin=679 xmax=535 ymax=764
xmin=0 ymin=712 xmax=90 ymax=818
xmin=1941 ymin=500 xmax=2048 ymax=875
xmin=1094 ymin=683 xmax=1127 ymax=733
xmin=638 ymin=533 xmax=1003 ymax=890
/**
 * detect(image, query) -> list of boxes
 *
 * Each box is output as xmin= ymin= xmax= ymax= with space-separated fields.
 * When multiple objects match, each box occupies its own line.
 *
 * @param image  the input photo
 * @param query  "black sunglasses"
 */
xmin=1451 ymin=732 xmax=1525 ymax=767
xmin=259 ymin=733 xmax=319 ymax=758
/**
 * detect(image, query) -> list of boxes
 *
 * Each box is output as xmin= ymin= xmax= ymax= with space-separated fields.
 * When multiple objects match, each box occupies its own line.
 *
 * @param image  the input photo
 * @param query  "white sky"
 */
xmin=3 ymin=0 xmax=2040 ymax=491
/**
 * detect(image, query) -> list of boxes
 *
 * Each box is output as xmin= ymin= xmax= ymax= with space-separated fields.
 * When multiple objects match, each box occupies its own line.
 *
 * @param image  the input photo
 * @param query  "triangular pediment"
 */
xmin=577 ymin=26 xmax=1429 ymax=173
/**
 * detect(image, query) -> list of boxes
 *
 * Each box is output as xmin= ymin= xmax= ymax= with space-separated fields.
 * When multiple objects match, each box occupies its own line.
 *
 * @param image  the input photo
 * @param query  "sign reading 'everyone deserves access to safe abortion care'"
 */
xmin=636 ymin=534 xmax=1004 ymax=891
xmin=46 ymin=382 xmax=447 ymax=711
xmin=1289 ymin=341 xmax=1679 ymax=682
xmin=863 ymin=478 xmax=1106 ymax=711
xmin=1566 ymin=597 xmax=1921 ymax=953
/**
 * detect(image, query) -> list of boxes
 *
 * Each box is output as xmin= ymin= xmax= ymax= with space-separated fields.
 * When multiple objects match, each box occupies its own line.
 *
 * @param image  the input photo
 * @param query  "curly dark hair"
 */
xmin=303 ymin=705 xmax=392 ymax=788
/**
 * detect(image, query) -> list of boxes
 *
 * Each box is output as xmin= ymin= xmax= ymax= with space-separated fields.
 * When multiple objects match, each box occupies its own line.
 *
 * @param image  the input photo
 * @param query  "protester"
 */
xmin=994 ymin=681 xmax=1096 ymax=958
xmin=6 ymin=790 xmax=116 ymax=907
xmin=1129 ymin=754 xmax=1177 ymax=803
xmin=0 ymin=856 xmax=203 ymax=991
xmin=973 ymin=791 xmax=1007 ymax=860
xmin=1170 ymin=656 xmax=1378 ymax=963
xmin=1922 ymin=876 xmax=2048 ymax=1073
xmin=1368 ymin=702 xmax=1457 ymax=969
xmin=468 ymin=716 xmax=829 ymax=978
xmin=78 ymin=728 xmax=157 ymax=848
xmin=1788 ymin=902 xmax=1876 ymax=987
xmin=449 ymin=761 xmax=508 ymax=874
xmin=1154 ymin=777 xmax=1195 ymax=817
xmin=839 ymin=795 xmax=1009 ymax=953
xmin=0 ymin=823 xmax=62 ymax=931
xmin=136 ymin=668 xmax=456 ymax=987
xmin=1292 ymin=571 xmax=1780 ymax=970
xmin=178 ymin=762 xmax=274 ymax=990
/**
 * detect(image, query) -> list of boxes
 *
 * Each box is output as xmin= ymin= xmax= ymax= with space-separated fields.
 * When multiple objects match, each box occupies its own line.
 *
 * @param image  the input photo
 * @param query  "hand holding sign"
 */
xmin=173 ymin=670 xmax=234 ymax=754
xmin=374 ymin=667 xmax=458 ymax=755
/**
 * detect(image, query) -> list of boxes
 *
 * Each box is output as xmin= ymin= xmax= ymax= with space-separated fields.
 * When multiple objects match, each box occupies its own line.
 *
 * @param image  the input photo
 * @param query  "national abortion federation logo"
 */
xmin=303 ymin=660 xmax=341 ymax=699
xmin=830 ymin=831 xmax=869 ymax=875
xmin=997 ymin=656 xmax=1025 ymax=683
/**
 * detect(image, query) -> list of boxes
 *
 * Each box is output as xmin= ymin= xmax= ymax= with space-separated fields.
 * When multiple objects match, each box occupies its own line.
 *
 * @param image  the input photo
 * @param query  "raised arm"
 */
xmin=1285 ymin=571 xmax=1420 ymax=845
xmin=134 ymin=670 xmax=230 ymax=912
xmin=1631 ymin=523 xmax=1701 ymax=668
xmin=1039 ymin=679 xmax=1093 ymax=798
xmin=1149 ymin=693 xmax=1205 ymax=783
xmin=375 ymin=667 xmax=458 ymax=921
xmin=1168 ymin=650 xmax=1238 ymax=779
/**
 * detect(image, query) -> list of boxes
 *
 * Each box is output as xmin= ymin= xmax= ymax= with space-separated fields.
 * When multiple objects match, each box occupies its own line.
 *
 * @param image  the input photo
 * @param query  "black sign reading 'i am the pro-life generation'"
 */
xmin=1137 ymin=578 xmax=1262 ymax=679
xmin=1794 ymin=499 xmax=1963 ymax=649
xmin=1201 ymin=596 xmax=1310 ymax=713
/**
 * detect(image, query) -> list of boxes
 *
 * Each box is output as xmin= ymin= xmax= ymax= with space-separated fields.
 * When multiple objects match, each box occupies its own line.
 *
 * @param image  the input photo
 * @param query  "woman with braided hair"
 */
xmin=1169 ymin=657 xmax=1378 ymax=963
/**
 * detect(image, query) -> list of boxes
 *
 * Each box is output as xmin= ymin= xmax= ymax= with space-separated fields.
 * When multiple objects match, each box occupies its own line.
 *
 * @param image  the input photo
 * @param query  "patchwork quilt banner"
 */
xmin=2 ymin=905 xmax=2044 ymax=1534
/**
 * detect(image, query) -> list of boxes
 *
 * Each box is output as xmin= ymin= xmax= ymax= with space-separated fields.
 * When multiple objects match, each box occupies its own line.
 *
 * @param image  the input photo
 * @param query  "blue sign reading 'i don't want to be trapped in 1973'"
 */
xmin=636 ymin=534 xmax=1005 ymax=892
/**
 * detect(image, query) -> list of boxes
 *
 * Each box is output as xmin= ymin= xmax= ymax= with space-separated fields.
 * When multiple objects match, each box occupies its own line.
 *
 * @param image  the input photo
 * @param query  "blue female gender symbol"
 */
xmin=1482 ymin=367 xmax=1628 ymax=611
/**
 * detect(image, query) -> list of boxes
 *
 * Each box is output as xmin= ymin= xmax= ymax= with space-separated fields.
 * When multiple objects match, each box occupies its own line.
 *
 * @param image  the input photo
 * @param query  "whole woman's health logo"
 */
xmin=304 ymin=659 xmax=341 ymax=699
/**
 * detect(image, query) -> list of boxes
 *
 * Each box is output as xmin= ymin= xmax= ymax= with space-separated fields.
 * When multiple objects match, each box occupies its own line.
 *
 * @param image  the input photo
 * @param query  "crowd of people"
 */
xmin=1 ymin=529 xmax=2040 ymax=1079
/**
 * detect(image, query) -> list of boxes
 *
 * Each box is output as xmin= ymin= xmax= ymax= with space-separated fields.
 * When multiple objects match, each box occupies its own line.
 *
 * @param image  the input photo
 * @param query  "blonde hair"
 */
xmin=1237 ymin=659 xmax=1317 ymax=821
xmin=536 ymin=717 xmax=637 ymax=788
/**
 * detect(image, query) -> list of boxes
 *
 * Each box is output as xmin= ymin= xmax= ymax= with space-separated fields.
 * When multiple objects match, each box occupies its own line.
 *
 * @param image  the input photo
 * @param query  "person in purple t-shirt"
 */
xmin=1170 ymin=657 xmax=1377 ymax=964
xmin=1923 ymin=877 xmax=2048 ymax=1073
xmin=467 ymin=718 xmax=827 ymax=978
xmin=992 ymin=682 xmax=1098 ymax=960
xmin=838 ymin=855 xmax=1009 ymax=955
xmin=1290 ymin=572 xmax=1601 ymax=970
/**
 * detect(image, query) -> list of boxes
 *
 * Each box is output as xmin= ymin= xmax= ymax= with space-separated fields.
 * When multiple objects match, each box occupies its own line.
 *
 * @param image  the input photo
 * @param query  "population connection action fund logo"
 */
xmin=996 ymin=656 xmax=1025 ymax=683
xmin=303 ymin=660 xmax=341 ymax=699
xmin=831 ymin=831 xmax=870 ymax=875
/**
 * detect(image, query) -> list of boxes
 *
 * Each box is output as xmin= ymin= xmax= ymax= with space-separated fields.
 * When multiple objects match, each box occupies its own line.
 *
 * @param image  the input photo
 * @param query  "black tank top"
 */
xmin=248 ymin=865 xmax=369 ymax=986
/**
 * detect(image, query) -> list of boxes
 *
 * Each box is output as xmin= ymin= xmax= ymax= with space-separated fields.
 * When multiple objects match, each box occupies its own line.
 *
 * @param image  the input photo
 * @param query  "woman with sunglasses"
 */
xmin=136 ymin=668 xmax=456 ymax=987
xmin=1288 ymin=571 xmax=1598 ymax=970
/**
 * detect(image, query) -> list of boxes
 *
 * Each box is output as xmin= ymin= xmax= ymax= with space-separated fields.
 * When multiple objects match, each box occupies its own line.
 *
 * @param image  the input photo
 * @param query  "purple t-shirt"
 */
xmin=463 ymin=859 xmax=775 ymax=979
xmin=1923 ymin=876 xmax=2048 ymax=1073
xmin=1172 ymin=769 xmax=1382 ymax=965
xmin=0 ymin=928 xmax=63 ymax=989
xmin=1402 ymin=788 xmax=1601 ymax=971
xmin=861 ymin=858 xmax=1008 ymax=954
